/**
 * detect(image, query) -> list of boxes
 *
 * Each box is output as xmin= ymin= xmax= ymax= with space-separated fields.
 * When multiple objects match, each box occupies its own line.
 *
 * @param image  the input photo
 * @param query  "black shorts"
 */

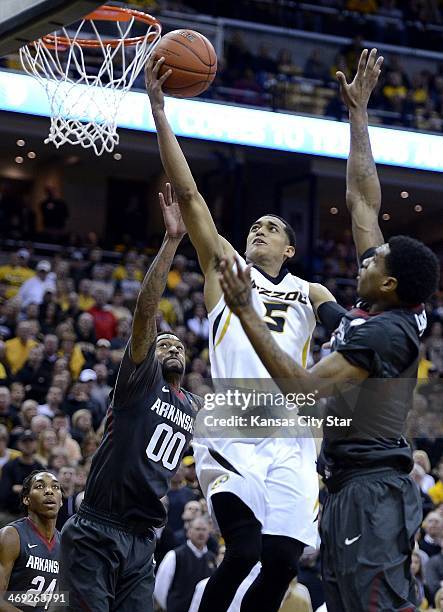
xmin=320 ymin=469 xmax=421 ymax=612
xmin=54 ymin=506 xmax=156 ymax=612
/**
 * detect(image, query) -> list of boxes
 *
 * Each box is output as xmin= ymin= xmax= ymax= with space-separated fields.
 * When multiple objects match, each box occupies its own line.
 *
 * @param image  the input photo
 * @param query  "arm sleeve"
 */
xmin=317 ymin=302 xmax=347 ymax=334
xmin=112 ymin=340 xmax=161 ymax=410
xmin=153 ymin=550 xmax=176 ymax=610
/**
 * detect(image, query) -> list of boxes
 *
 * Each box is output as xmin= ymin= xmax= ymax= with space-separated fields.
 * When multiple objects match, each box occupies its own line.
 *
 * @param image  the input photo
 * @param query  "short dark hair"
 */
xmin=385 ymin=236 xmax=440 ymax=305
xmin=21 ymin=470 xmax=46 ymax=508
xmin=268 ymin=215 xmax=296 ymax=247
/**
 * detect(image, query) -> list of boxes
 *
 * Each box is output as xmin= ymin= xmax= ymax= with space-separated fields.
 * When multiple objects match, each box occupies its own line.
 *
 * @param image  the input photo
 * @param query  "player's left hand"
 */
xmin=159 ymin=183 xmax=187 ymax=239
xmin=337 ymin=48 xmax=383 ymax=110
xmin=219 ymin=256 xmax=252 ymax=315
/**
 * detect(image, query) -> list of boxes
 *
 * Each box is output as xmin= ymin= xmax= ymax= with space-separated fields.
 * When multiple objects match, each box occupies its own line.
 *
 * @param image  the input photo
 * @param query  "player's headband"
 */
xmin=156 ymin=333 xmax=182 ymax=344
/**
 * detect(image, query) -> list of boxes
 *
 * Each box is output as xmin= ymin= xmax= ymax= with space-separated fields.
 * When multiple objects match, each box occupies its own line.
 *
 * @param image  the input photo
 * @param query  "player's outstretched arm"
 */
xmin=219 ymin=257 xmax=368 ymax=397
xmin=131 ymin=187 xmax=186 ymax=365
xmin=146 ymin=57 xmax=234 ymax=310
xmin=308 ymin=283 xmax=349 ymax=334
xmin=337 ymin=48 xmax=385 ymax=258
xmin=0 ymin=526 xmax=21 ymax=612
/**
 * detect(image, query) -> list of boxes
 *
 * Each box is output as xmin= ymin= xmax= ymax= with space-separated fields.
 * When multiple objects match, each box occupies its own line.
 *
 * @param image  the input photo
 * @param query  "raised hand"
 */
xmin=145 ymin=56 xmax=172 ymax=111
xmin=219 ymin=256 xmax=252 ymax=315
xmin=336 ymin=48 xmax=384 ymax=111
xmin=159 ymin=182 xmax=187 ymax=239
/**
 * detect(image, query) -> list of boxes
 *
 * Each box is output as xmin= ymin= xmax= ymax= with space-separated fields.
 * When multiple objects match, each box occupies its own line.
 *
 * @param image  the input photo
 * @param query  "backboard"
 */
xmin=0 ymin=0 xmax=104 ymax=57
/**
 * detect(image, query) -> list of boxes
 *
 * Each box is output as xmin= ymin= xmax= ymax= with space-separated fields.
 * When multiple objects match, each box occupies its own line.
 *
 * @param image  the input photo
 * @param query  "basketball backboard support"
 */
xmin=0 ymin=0 xmax=104 ymax=57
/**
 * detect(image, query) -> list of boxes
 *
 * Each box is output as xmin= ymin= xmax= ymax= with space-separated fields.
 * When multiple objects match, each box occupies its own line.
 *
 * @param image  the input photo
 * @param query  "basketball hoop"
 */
xmin=19 ymin=5 xmax=162 ymax=156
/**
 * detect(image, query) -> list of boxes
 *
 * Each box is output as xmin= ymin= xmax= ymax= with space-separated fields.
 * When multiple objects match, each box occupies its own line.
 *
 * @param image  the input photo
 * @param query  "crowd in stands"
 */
xmin=181 ymin=0 xmax=443 ymax=52
xmin=0 ymin=240 xmax=441 ymax=610
xmin=131 ymin=2 xmax=443 ymax=133
xmin=204 ymin=32 xmax=443 ymax=133
xmin=159 ymin=0 xmax=443 ymax=132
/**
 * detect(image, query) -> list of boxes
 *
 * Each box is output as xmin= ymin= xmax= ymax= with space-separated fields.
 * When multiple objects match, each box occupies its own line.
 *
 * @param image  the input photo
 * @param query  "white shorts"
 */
xmin=193 ymin=437 xmax=319 ymax=547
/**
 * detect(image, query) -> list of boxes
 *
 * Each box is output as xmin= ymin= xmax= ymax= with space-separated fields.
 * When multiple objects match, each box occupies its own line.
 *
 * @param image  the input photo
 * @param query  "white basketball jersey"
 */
xmin=209 ymin=253 xmax=316 ymax=379
xmin=195 ymin=255 xmax=319 ymax=546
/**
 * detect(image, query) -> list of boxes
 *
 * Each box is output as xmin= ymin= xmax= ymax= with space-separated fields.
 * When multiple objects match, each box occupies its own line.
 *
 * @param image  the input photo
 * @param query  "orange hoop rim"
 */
xmin=39 ymin=5 xmax=161 ymax=50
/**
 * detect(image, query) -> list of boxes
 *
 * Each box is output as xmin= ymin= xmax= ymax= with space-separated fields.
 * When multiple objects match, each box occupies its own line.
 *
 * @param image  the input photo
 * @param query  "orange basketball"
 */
xmin=153 ymin=29 xmax=217 ymax=98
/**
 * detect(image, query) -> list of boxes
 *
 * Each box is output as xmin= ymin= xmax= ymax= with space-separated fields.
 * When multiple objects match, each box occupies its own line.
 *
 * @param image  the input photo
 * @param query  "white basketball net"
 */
xmin=19 ymin=11 xmax=161 ymax=156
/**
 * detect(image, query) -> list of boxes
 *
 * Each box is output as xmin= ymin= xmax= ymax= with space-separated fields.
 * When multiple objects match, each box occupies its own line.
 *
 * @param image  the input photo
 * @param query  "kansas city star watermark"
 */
xmin=191 ymin=380 xmax=355 ymax=438
xmin=202 ymin=414 xmax=351 ymax=429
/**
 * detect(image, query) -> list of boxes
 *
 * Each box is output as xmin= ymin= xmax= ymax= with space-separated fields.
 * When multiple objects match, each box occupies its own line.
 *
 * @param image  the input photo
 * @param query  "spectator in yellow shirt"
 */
xmin=113 ymin=251 xmax=143 ymax=282
xmin=0 ymin=250 xmax=35 ymax=299
xmin=418 ymin=343 xmax=434 ymax=386
xmin=78 ymin=279 xmax=96 ymax=311
xmin=167 ymin=255 xmax=188 ymax=291
xmin=5 ymin=321 xmax=38 ymax=374
xmin=158 ymin=298 xmax=178 ymax=326
xmin=383 ymin=71 xmax=408 ymax=101
xmin=428 ymin=460 xmax=443 ymax=506
xmin=0 ymin=343 xmax=8 ymax=382
xmin=59 ymin=331 xmax=85 ymax=380
xmin=411 ymin=73 xmax=429 ymax=106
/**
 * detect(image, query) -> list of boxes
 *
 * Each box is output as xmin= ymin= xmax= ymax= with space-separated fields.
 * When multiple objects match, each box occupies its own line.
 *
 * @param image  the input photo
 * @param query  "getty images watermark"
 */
xmin=203 ymin=389 xmax=317 ymax=410
xmin=192 ymin=381 xmax=353 ymax=438
xmin=191 ymin=377 xmax=431 ymax=439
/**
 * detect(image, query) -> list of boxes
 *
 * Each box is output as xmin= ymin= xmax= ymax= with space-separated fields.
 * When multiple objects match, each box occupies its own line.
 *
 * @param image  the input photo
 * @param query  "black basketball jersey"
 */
xmin=318 ymin=299 xmax=426 ymax=480
xmin=84 ymin=341 xmax=197 ymax=529
xmin=7 ymin=517 xmax=60 ymax=611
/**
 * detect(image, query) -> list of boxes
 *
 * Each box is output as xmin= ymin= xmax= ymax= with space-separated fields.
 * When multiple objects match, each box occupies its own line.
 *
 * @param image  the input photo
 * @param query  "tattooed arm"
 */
xmin=131 ymin=187 xmax=185 ymax=365
xmin=337 ymin=49 xmax=385 ymax=257
xmin=219 ymin=258 xmax=368 ymax=397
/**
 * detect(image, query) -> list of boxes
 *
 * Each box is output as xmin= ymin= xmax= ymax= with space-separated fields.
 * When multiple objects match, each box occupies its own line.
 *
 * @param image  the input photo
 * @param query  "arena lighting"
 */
xmin=1 ymin=71 xmax=443 ymax=172
xmin=27 ymin=151 xmax=36 ymax=159
xmin=400 ymin=191 xmax=409 ymax=198
xmin=414 ymin=204 xmax=423 ymax=212
xmin=113 ymin=153 xmax=122 ymax=160
xmin=382 ymin=213 xmax=391 ymax=220
xmin=329 ymin=207 xmax=338 ymax=215
xmin=15 ymin=156 xmax=23 ymax=164
xmin=16 ymin=139 xmax=25 ymax=146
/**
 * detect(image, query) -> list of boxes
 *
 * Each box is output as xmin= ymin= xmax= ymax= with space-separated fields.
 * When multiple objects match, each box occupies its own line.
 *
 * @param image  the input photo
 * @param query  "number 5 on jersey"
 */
xmin=263 ymin=302 xmax=289 ymax=333
xmin=146 ymin=423 xmax=186 ymax=471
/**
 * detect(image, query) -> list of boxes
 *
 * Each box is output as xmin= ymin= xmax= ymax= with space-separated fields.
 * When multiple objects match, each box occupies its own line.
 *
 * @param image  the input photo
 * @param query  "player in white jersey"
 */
xmin=198 ymin=254 xmax=320 ymax=549
xmin=146 ymin=57 xmax=333 ymax=612
xmin=209 ymin=254 xmax=315 ymax=378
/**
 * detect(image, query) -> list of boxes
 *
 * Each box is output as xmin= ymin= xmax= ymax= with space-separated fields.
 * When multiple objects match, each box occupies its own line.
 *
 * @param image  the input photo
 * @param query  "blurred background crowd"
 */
xmin=163 ymin=0 xmax=443 ymax=132
xmin=184 ymin=0 xmax=443 ymax=50
xmin=0 ymin=241 xmax=441 ymax=611
xmin=215 ymin=32 xmax=443 ymax=133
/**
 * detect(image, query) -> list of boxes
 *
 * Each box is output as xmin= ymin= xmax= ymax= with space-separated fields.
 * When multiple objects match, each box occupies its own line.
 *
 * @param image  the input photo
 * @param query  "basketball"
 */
xmin=153 ymin=29 xmax=217 ymax=98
